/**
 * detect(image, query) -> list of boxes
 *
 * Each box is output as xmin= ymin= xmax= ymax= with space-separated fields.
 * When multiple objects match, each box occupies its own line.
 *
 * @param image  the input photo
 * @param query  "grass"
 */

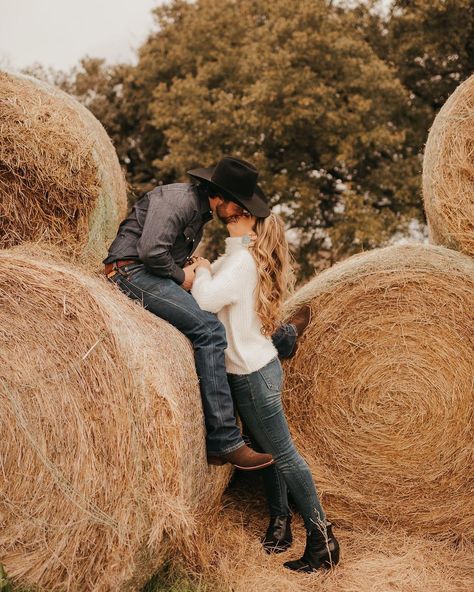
xmin=0 ymin=565 xmax=12 ymax=592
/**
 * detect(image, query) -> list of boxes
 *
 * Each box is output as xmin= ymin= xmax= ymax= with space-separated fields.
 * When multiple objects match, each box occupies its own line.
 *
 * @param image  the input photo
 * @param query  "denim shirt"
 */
xmin=103 ymin=183 xmax=213 ymax=284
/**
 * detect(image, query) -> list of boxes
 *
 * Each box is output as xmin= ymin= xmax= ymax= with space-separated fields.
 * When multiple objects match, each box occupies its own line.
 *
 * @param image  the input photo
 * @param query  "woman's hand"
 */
xmin=194 ymin=257 xmax=212 ymax=271
xmin=248 ymin=232 xmax=257 ymax=248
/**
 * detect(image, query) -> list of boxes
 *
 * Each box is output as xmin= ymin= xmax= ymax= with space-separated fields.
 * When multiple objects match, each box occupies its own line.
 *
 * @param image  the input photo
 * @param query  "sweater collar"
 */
xmin=225 ymin=236 xmax=250 ymax=254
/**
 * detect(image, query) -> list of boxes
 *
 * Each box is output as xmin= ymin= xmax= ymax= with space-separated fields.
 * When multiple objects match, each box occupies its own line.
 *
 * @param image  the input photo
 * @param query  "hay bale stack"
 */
xmin=423 ymin=74 xmax=474 ymax=256
xmin=0 ymin=247 xmax=231 ymax=592
xmin=282 ymin=244 xmax=474 ymax=538
xmin=0 ymin=71 xmax=127 ymax=267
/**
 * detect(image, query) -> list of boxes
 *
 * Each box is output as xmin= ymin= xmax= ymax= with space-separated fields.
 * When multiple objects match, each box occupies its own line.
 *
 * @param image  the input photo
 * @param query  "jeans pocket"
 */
xmin=257 ymin=357 xmax=282 ymax=392
xmin=120 ymin=264 xmax=145 ymax=281
xmin=109 ymin=272 xmax=141 ymax=300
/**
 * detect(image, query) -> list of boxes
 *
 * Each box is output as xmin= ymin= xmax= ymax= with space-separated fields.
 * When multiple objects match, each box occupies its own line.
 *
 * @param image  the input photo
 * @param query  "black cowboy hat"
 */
xmin=187 ymin=156 xmax=271 ymax=218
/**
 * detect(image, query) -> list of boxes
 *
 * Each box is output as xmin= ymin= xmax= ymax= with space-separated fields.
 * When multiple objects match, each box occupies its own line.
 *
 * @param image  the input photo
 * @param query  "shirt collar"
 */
xmin=194 ymin=183 xmax=213 ymax=224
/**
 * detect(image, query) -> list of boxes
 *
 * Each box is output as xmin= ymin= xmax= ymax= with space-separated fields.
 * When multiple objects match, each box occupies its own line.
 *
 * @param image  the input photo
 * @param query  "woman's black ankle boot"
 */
xmin=261 ymin=515 xmax=293 ymax=553
xmin=283 ymin=522 xmax=339 ymax=572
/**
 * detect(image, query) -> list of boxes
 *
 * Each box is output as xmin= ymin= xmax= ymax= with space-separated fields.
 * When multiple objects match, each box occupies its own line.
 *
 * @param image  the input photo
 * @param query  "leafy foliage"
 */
xmin=47 ymin=0 xmax=474 ymax=278
xmin=141 ymin=0 xmax=412 ymax=271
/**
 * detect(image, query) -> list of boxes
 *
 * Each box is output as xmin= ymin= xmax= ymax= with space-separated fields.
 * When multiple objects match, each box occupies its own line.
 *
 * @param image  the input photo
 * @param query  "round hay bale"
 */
xmin=282 ymin=244 xmax=474 ymax=539
xmin=423 ymin=74 xmax=474 ymax=256
xmin=0 ymin=247 xmax=231 ymax=592
xmin=0 ymin=71 xmax=127 ymax=267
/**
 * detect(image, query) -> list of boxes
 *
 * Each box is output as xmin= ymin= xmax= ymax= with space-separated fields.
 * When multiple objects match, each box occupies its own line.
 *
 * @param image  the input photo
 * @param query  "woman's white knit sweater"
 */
xmin=191 ymin=236 xmax=278 ymax=375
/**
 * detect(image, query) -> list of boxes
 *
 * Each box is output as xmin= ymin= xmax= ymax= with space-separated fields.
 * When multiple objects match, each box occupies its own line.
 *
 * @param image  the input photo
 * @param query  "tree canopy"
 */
xmin=52 ymin=0 xmax=474 ymax=279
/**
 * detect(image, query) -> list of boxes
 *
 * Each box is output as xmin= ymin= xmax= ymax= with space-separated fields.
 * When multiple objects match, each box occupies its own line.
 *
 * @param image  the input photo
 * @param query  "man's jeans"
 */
xmin=107 ymin=263 xmax=297 ymax=455
xmin=227 ymin=357 xmax=326 ymax=532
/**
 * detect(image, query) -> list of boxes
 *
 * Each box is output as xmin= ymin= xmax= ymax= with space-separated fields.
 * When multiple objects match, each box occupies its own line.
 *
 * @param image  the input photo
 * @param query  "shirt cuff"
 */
xmin=171 ymin=265 xmax=186 ymax=285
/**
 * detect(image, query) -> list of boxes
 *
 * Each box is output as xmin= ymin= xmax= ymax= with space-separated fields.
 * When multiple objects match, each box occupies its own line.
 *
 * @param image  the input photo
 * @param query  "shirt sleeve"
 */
xmin=192 ymin=252 xmax=253 ymax=313
xmin=137 ymin=189 xmax=193 ymax=284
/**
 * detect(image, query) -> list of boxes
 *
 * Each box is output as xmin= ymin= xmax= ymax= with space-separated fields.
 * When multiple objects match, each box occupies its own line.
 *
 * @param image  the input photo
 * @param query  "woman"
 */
xmin=191 ymin=204 xmax=340 ymax=573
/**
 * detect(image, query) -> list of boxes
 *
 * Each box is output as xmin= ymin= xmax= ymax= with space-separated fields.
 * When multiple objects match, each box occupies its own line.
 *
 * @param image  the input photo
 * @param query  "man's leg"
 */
xmin=272 ymin=324 xmax=298 ymax=358
xmin=272 ymin=305 xmax=312 ymax=359
xmin=110 ymin=266 xmax=243 ymax=455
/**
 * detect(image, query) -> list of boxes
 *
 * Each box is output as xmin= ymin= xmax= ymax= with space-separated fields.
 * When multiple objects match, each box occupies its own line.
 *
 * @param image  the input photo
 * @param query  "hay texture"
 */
xmin=282 ymin=244 xmax=474 ymax=539
xmin=423 ymin=74 xmax=474 ymax=256
xmin=168 ymin=481 xmax=474 ymax=592
xmin=0 ymin=247 xmax=231 ymax=592
xmin=0 ymin=71 xmax=127 ymax=267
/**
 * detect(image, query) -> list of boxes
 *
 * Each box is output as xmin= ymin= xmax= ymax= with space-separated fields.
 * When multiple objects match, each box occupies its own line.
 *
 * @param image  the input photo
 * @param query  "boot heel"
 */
xmin=207 ymin=455 xmax=226 ymax=466
xmin=284 ymin=523 xmax=340 ymax=572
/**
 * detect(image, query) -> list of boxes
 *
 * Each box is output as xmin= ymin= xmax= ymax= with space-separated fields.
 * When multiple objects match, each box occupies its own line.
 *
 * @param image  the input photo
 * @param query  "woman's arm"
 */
xmin=210 ymin=254 xmax=226 ymax=274
xmin=191 ymin=252 xmax=253 ymax=314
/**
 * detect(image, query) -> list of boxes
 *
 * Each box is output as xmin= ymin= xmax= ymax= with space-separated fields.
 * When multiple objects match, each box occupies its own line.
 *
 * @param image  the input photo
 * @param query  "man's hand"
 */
xmin=184 ymin=256 xmax=199 ymax=267
xmin=181 ymin=262 xmax=199 ymax=291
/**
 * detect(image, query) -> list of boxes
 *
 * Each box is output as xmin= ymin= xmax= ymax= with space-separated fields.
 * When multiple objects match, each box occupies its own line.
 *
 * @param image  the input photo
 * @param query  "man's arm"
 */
xmin=137 ymin=188 xmax=194 ymax=285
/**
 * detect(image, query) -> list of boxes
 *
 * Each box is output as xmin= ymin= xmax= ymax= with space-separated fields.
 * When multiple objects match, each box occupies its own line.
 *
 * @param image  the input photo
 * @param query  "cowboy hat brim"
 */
xmin=187 ymin=166 xmax=271 ymax=218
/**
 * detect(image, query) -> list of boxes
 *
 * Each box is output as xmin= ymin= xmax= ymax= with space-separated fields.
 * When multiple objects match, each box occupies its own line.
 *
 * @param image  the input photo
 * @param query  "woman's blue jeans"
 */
xmin=107 ymin=263 xmax=298 ymax=456
xmin=227 ymin=357 xmax=326 ymax=532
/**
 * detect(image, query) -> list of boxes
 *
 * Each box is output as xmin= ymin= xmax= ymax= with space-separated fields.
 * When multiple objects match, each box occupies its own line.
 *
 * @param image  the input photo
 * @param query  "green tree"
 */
xmin=135 ymin=0 xmax=413 ymax=276
xmin=386 ymin=0 xmax=474 ymax=114
xmin=357 ymin=0 xmax=474 ymax=233
xmin=61 ymin=0 xmax=458 ymax=279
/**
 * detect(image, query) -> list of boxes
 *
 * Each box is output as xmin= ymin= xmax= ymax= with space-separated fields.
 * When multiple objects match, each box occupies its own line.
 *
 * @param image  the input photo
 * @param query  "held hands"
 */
xmin=194 ymin=257 xmax=212 ymax=271
xmin=181 ymin=263 xmax=197 ymax=291
xmin=181 ymin=257 xmax=211 ymax=291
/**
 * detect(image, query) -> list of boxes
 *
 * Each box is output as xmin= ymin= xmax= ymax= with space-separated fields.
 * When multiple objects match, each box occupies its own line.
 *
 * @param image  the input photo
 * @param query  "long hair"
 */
xmin=251 ymin=213 xmax=295 ymax=335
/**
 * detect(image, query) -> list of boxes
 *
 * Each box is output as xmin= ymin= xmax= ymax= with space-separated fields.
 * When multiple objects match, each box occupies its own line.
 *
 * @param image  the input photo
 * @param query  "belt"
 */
xmin=104 ymin=259 xmax=139 ymax=279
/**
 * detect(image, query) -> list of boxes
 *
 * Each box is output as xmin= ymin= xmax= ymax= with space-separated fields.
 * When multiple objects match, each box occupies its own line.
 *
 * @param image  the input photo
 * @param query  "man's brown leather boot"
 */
xmin=208 ymin=444 xmax=274 ymax=470
xmin=287 ymin=304 xmax=311 ymax=337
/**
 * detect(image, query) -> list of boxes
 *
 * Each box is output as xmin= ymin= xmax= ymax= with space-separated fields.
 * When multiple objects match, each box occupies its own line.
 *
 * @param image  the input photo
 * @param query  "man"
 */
xmin=103 ymin=156 xmax=310 ymax=469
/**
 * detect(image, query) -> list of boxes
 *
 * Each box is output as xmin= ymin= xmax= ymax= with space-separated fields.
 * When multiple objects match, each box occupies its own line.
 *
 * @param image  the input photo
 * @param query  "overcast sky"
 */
xmin=0 ymin=0 xmax=163 ymax=71
xmin=0 ymin=1 xmax=392 ymax=73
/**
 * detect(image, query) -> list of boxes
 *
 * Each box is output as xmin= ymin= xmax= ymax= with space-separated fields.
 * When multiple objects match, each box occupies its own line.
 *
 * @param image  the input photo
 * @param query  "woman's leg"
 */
xmin=261 ymin=464 xmax=290 ymax=518
xmin=240 ymin=420 xmax=290 ymax=518
xmin=228 ymin=358 xmax=326 ymax=532
xmin=240 ymin=423 xmax=292 ymax=552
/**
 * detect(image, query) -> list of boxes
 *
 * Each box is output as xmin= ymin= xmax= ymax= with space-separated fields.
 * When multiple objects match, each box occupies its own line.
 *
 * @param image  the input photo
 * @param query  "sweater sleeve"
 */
xmin=192 ymin=252 xmax=253 ymax=313
xmin=210 ymin=254 xmax=226 ymax=274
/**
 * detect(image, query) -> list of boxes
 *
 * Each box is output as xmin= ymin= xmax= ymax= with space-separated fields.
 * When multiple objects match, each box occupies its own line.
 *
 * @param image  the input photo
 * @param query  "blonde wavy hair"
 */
xmin=251 ymin=213 xmax=296 ymax=335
